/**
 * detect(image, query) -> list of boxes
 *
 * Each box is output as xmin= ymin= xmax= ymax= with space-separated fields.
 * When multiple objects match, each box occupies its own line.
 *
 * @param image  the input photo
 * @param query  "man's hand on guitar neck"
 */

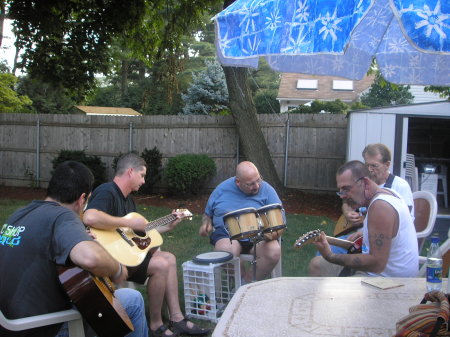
xmin=312 ymin=231 xmax=333 ymax=261
xmin=157 ymin=209 xmax=183 ymax=234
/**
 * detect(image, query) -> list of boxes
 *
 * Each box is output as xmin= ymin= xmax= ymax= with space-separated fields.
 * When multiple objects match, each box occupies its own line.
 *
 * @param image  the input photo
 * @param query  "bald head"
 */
xmin=235 ymin=161 xmax=262 ymax=195
xmin=236 ymin=161 xmax=259 ymax=179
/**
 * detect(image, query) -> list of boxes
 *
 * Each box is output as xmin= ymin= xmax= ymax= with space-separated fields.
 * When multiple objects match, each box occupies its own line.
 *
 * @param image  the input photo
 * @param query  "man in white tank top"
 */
xmin=310 ymin=160 xmax=418 ymax=277
xmin=343 ymin=143 xmax=414 ymax=228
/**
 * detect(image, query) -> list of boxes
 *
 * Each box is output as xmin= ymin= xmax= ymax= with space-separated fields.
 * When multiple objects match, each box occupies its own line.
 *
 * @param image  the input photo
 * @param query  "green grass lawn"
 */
xmin=0 ymin=199 xmax=336 ymax=334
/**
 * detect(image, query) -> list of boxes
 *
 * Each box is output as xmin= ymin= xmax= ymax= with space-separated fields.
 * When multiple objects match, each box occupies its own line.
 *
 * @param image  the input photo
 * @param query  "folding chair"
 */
xmin=413 ymin=190 xmax=438 ymax=253
xmin=0 ymin=308 xmax=85 ymax=337
xmin=405 ymin=154 xmax=419 ymax=192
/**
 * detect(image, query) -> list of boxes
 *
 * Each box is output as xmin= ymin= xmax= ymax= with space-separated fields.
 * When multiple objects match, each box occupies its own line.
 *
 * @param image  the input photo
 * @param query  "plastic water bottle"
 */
xmin=426 ymin=234 xmax=443 ymax=292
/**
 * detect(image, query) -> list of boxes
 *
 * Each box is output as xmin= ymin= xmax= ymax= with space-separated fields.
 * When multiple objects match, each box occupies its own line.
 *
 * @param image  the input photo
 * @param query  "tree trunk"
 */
xmin=223 ymin=66 xmax=284 ymax=194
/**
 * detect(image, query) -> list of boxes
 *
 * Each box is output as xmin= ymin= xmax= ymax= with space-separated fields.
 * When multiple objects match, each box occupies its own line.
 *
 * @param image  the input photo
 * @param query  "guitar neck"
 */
xmin=325 ymin=236 xmax=355 ymax=250
xmin=144 ymin=214 xmax=177 ymax=232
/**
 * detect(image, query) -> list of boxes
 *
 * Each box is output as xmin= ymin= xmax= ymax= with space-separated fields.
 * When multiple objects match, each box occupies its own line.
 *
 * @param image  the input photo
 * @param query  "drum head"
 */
xmin=223 ymin=207 xmax=257 ymax=219
xmin=193 ymin=251 xmax=233 ymax=265
xmin=258 ymin=203 xmax=282 ymax=212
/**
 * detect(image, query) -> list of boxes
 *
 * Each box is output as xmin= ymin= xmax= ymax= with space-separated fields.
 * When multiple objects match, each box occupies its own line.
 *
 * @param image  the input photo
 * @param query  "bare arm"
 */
xmin=156 ymin=209 xmax=183 ymax=234
xmin=199 ymin=214 xmax=213 ymax=237
xmin=316 ymin=200 xmax=397 ymax=273
xmin=70 ymin=240 xmax=128 ymax=283
xmin=83 ymin=208 xmax=147 ymax=232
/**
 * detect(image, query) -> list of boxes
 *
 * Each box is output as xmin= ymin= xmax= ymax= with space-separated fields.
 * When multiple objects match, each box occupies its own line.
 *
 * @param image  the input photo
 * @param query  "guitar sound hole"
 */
xmin=135 ymin=230 xmax=145 ymax=237
xmin=131 ymin=237 xmax=151 ymax=250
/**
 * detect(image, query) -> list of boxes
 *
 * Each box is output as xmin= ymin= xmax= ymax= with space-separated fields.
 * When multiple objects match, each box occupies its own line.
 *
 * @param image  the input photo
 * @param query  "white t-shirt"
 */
xmin=362 ymin=190 xmax=419 ymax=277
xmin=381 ymin=175 xmax=414 ymax=219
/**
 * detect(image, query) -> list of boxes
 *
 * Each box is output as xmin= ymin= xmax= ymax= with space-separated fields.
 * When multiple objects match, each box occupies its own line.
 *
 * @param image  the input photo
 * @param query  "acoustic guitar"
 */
xmin=89 ymin=210 xmax=193 ymax=266
xmin=333 ymin=207 xmax=366 ymax=237
xmin=294 ymin=229 xmax=362 ymax=254
xmin=58 ymin=266 xmax=134 ymax=337
xmin=333 ymin=214 xmax=363 ymax=237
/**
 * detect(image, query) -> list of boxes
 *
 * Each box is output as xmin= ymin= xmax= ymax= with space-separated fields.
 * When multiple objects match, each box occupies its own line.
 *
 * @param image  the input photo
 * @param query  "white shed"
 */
xmin=347 ymin=101 xmax=450 ymax=207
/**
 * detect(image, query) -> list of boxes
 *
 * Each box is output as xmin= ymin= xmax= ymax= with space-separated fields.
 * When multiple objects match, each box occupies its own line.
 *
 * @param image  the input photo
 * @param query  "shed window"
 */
xmin=332 ymin=80 xmax=353 ymax=91
xmin=297 ymin=79 xmax=318 ymax=90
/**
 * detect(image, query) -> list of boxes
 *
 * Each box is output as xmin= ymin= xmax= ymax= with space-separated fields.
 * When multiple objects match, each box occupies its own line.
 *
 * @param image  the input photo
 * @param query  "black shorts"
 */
xmin=210 ymin=226 xmax=254 ymax=254
xmin=127 ymin=250 xmax=154 ymax=284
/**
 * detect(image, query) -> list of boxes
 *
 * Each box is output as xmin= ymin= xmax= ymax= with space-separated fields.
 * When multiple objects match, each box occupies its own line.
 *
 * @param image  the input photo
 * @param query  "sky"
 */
xmin=1 ymin=20 xmax=17 ymax=69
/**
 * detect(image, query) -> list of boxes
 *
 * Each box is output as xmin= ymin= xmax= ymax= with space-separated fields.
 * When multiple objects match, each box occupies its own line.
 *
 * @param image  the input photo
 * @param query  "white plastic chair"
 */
xmin=405 ymin=154 xmax=419 ymax=192
xmin=0 ymin=308 xmax=85 ymax=337
xmin=413 ymin=190 xmax=438 ymax=252
xmin=437 ymin=164 xmax=448 ymax=208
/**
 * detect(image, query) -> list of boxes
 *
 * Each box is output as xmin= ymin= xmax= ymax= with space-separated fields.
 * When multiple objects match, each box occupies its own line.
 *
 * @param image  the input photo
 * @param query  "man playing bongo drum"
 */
xmin=199 ymin=161 xmax=285 ymax=283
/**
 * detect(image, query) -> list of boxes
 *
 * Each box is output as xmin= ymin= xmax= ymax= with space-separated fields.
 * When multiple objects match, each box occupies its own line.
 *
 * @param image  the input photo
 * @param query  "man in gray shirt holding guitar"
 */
xmin=0 ymin=161 xmax=147 ymax=337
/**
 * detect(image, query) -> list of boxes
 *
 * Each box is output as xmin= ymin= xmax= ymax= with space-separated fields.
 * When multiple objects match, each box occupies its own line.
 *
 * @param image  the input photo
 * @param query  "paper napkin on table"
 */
xmin=361 ymin=277 xmax=404 ymax=290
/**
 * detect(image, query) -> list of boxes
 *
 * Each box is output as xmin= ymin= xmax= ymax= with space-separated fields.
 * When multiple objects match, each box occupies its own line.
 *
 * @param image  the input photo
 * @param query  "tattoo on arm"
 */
xmin=374 ymin=233 xmax=385 ymax=248
xmin=327 ymin=253 xmax=363 ymax=269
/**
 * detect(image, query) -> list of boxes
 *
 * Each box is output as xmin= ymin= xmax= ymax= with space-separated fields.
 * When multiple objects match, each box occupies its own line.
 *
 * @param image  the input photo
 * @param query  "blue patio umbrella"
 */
xmin=214 ymin=0 xmax=450 ymax=86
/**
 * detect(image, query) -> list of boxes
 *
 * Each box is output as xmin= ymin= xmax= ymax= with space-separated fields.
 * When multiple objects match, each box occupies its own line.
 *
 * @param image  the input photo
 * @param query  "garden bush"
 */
xmin=140 ymin=147 xmax=163 ymax=194
xmin=51 ymin=150 xmax=107 ymax=188
xmin=164 ymin=154 xmax=216 ymax=196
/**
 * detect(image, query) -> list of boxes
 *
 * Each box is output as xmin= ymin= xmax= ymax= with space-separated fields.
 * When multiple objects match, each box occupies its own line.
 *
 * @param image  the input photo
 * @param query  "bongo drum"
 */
xmin=223 ymin=207 xmax=260 ymax=240
xmin=257 ymin=203 xmax=286 ymax=241
xmin=192 ymin=251 xmax=233 ymax=265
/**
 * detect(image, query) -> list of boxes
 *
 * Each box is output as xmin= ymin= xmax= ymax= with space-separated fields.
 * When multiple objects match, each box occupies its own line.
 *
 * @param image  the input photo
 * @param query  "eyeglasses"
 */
xmin=242 ymin=176 xmax=263 ymax=188
xmin=365 ymin=163 xmax=381 ymax=169
xmin=336 ymin=177 xmax=364 ymax=197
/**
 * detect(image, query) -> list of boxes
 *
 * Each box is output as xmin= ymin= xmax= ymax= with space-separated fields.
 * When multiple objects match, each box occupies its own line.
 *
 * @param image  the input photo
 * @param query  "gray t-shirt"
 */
xmin=0 ymin=200 xmax=91 ymax=337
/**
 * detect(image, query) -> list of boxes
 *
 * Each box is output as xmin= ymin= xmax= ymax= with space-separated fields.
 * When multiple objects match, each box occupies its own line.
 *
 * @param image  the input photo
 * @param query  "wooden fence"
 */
xmin=0 ymin=113 xmax=348 ymax=192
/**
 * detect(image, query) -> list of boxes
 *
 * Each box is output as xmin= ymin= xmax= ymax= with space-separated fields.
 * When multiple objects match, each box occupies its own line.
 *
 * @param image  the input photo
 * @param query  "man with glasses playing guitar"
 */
xmin=309 ymin=144 xmax=415 ymax=276
xmin=343 ymin=143 xmax=414 ymax=229
xmin=306 ymin=160 xmax=418 ymax=278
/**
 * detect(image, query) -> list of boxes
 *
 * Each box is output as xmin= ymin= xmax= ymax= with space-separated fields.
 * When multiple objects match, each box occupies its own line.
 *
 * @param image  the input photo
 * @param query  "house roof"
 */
xmin=75 ymin=106 xmax=142 ymax=116
xmin=348 ymin=101 xmax=450 ymax=117
xmin=277 ymin=73 xmax=375 ymax=103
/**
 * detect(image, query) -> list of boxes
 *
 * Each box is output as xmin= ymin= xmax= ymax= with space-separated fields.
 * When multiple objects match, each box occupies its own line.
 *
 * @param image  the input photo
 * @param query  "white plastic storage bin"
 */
xmin=182 ymin=257 xmax=240 ymax=322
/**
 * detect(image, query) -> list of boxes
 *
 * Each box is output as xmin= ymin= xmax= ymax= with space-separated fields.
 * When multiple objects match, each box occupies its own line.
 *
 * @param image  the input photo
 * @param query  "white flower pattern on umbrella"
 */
xmin=318 ymin=10 xmax=343 ymax=42
xmin=215 ymin=0 xmax=450 ymax=86
xmin=414 ymin=2 xmax=448 ymax=39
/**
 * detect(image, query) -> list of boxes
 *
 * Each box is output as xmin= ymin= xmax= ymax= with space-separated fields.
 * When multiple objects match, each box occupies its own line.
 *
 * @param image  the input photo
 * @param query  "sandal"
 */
xmin=169 ymin=318 xmax=211 ymax=335
xmin=150 ymin=324 xmax=180 ymax=337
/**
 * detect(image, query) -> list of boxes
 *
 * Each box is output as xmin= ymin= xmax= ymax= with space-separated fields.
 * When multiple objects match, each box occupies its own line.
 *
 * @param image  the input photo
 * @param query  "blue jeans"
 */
xmin=116 ymin=288 xmax=148 ymax=337
xmin=56 ymin=288 xmax=148 ymax=337
xmin=315 ymin=234 xmax=350 ymax=256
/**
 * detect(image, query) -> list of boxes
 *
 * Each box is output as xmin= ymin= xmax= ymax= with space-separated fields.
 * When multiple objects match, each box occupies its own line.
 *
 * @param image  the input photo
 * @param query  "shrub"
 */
xmin=140 ymin=147 xmax=163 ymax=194
xmin=51 ymin=150 xmax=107 ymax=188
xmin=164 ymin=154 xmax=216 ymax=196
xmin=254 ymin=89 xmax=280 ymax=114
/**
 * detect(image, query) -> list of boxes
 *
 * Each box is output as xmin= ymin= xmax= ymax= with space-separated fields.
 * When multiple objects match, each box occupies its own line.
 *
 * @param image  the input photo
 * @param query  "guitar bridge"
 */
xmin=131 ymin=237 xmax=151 ymax=250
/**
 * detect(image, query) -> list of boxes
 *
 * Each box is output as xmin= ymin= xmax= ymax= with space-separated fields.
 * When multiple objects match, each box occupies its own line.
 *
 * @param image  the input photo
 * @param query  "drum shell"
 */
xmin=257 ymin=204 xmax=286 ymax=241
xmin=223 ymin=208 xmax=260 ymax=240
